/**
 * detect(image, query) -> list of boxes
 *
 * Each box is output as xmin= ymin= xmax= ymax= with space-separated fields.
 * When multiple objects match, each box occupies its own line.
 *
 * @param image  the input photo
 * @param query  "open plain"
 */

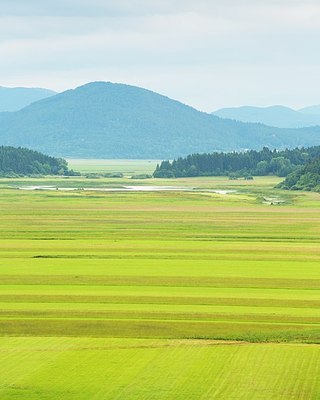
xmin=0 ymin=171 xmax=319 ymax=399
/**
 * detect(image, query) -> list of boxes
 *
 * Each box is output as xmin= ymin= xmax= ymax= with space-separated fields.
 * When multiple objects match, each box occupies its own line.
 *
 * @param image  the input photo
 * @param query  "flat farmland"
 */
xmin=67 ymin=158 xmax=159 ymax=175
xmin=0 ymin=175 xmax=319 ymax=399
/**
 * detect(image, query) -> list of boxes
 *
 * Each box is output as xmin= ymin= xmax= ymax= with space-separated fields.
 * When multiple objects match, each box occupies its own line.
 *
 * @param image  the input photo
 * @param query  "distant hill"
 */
xmin=0 ymin=82 xmax=320 ymax=158
xmin=213 ymin=105 xmax=320 ymax=128
xmin=0 ymin=146 xmax=71 ymax=176
xmin=299 ymin=105 xmax=320 ymax=116
xmin=0 ymin=87 xmax=56 ymax=112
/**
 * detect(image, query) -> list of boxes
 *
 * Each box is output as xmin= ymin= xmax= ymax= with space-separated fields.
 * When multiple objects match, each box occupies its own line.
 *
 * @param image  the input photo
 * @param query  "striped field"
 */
xmin=0 ymin=174 xmax=319 ymax=398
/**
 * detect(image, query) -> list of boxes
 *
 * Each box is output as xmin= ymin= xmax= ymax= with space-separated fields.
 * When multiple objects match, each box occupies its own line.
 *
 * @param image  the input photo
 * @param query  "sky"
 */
xmin=1 ymin=0 xmax=320 ymax=112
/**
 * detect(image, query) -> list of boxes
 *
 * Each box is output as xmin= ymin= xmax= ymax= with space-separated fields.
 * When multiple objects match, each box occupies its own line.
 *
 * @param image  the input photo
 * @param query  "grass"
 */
xmin=0 ymin=170 xmax=319 ymax=398
xmin=1 ymin=337 xmax=319 ymax=400
xmin=67 ymin=158 xmax=160 ymax=175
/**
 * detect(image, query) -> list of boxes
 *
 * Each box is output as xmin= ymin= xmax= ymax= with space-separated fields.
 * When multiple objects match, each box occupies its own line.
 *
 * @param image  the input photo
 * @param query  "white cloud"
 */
xmin=0 ymin=1 xmax=320 ymax=110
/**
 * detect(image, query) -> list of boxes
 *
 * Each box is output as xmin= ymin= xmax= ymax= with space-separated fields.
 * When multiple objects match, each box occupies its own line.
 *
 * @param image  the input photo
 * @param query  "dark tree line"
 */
xmin=154 ymin=146 xmax=320 ymax=178
xmin=279 ymin=157 xmax=320 ymax=192
xmin=0 ymin=146 xmax=76 ymax=176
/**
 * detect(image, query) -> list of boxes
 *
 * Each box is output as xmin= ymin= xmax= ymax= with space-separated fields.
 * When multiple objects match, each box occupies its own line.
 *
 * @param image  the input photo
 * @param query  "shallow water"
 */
xmin=209 ymin=190 xmax=236 ymax=195
xmin=17 ymin=185 xmax=192 ymax=192
xmin=16 ymin=185 xmax=237 ymax=194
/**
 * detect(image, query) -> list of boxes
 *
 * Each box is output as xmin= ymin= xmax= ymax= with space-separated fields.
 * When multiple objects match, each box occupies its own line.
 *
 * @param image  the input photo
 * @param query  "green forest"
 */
xmin=0 ymin=146 xmax=73 ymax=176
xmin=154 ymin=146 xmax=320 ymax=179
xmin=279 ymin=157 xmax=320 ymax=192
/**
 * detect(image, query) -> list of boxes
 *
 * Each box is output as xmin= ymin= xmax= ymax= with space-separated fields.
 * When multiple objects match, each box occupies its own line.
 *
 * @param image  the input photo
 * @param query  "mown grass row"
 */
xmin=1 ymin=318 xmax=319 ymax=343
xmin=1 ymin=274 xmax=319 ymax=289
xmin=1 ymin=294 xmax=319 ymax=308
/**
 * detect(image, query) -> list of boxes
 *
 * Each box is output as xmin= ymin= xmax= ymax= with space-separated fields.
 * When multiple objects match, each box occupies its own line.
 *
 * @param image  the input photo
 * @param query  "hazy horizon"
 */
xmin=1 ymin=0 xmax=320 ymax=111
xmin=1 ymin=81 xmax=319 ymax=113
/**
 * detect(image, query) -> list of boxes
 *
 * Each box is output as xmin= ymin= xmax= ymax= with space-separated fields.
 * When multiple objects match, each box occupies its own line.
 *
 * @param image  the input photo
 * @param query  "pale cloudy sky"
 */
xmin=1 ymin=0 xmax=320 ymax=111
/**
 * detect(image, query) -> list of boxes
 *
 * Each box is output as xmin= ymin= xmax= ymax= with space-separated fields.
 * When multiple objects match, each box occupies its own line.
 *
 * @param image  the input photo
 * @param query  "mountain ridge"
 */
xmin=0 ymin=86 xmax=57 ymax=112
xmin=299 ymin=105 xmax=320 ymax=116
xmin=213 ymin=105 xmax=320 ymax=128
xmin=0 ymin=82 xmax=320 ymax=158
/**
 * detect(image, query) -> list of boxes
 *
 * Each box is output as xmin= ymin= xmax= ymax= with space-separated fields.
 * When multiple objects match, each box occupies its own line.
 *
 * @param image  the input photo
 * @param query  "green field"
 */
xmin=0 ymin=171 xmax=319 ymax=399
xmin=67 ymin=159 xmax=160 ymax=175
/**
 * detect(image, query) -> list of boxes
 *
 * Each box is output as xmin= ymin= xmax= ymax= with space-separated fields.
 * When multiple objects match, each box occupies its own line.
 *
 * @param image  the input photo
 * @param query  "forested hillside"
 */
xmin=0 ymin=146 xmax=71 ymax=176
xmin=279 ymin=157 xmax=320 ymax=192
xmin=154 ymin=146 xmax=320 ymax=178
xmin=1 ymin=82 xmax=320 ymax=158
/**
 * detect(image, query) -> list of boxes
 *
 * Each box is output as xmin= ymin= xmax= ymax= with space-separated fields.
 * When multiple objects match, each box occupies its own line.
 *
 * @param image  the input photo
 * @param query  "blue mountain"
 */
xmin=0 ymin=86 xmax=57 ymax=112
xmin=213 ymin=105 xmax=320 ymax=128
xmin=0 ymin=82 xmax=320 ymax=158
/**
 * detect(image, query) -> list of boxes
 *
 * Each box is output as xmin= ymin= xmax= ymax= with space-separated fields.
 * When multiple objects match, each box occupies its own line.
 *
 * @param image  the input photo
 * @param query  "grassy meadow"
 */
xmin=0 ymin=167 xmax=319 ymax=399
xmin=67 ymin=158 xmax=160 ymax=175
